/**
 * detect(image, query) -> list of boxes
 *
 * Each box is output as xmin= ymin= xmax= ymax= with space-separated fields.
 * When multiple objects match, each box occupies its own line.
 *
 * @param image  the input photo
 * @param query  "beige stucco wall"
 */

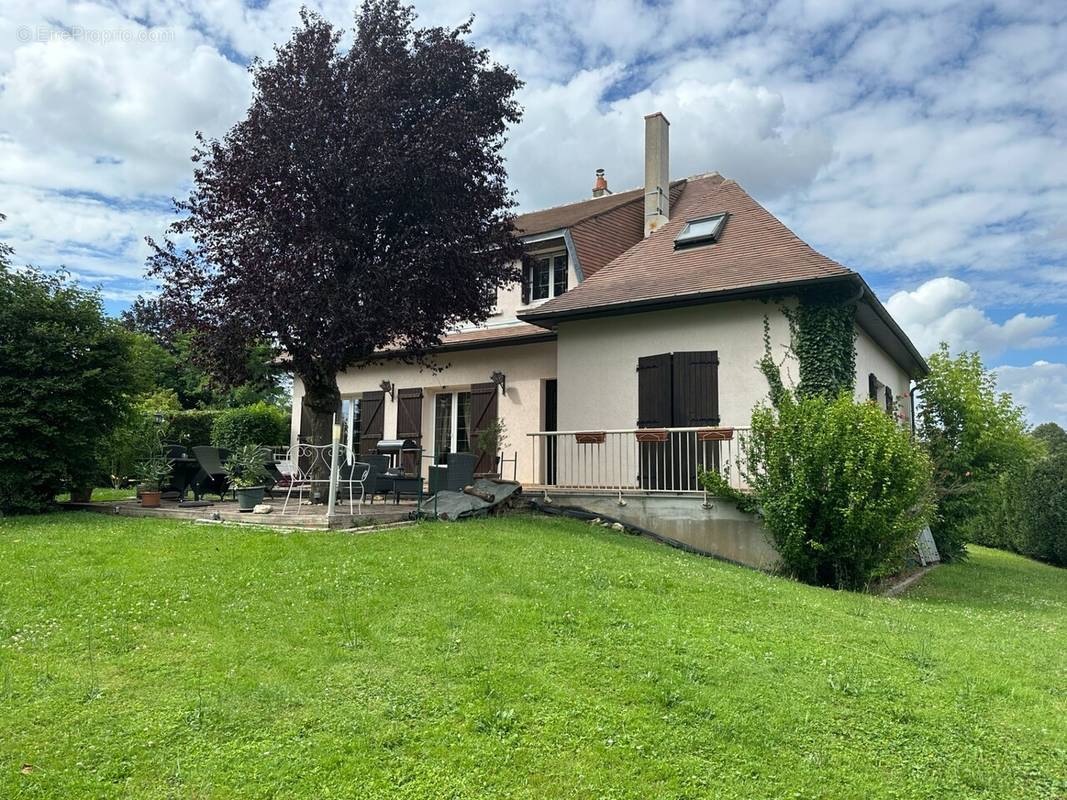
xmin=854 ymin=324 xmax=912 ymax=423
xmin=554 ymin=300 xmax=794 ymax=432
xmin=291 ymin=340 xmax=557 ymax=484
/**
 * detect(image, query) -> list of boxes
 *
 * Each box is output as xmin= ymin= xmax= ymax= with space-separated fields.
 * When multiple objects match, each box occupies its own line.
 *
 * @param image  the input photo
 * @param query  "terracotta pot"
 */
xmin=141 ymin=490 xmax=161 ymax=508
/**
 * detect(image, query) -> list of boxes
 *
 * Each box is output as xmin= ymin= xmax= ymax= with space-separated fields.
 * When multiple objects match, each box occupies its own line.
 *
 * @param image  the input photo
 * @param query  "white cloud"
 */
xmin=0 ymin=0 xmax=1064 ymax=333
xmin=886 ymin=276 xmax=1058 ymax=357
xmin=994 ymin=361 xmax=1067 ymax=428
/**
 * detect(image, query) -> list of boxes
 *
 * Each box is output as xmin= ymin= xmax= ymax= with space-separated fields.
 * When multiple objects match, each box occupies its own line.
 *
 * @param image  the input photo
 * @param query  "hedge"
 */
xmin=210 ymin=403 xmax=289 ymax=451
xmin=166 ymin=410 xmax=223 ymax=447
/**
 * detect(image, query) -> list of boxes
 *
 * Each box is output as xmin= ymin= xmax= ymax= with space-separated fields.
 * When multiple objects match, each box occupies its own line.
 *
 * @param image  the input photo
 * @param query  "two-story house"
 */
xmin=289 ymin=112 xmax=926 ymax=498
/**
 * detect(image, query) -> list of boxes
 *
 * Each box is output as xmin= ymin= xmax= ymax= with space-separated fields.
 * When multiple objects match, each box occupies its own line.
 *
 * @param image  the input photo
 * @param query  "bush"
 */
xmin=915 ymin=345 xmax=1035 ymax=561
xmin=705 ymin=393 xmax=935 ymax=590
xmin=1016 ymin=453 xmax=1067 ymax=566
xmin=210 ymin=402 xmax=289 ymax=451
xmin=0 ymin=267 xmax=133 ymax=512
xmin=166 ymin=410 xmax=223 ymax=447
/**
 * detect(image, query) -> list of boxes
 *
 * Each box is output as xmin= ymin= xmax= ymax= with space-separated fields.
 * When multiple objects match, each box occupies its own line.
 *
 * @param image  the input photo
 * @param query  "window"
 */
xmin=522 ymin=251 xmax=568 ymax=304
xmin=433 ymin=391 xmax=472 ymax=462
xmin=869 ymin=373 xmax=893 ymax=415
xmin=340 ymin=397 xmax=362 ymax=461
xmin=674 ymin=213 xmax=727 ymax=250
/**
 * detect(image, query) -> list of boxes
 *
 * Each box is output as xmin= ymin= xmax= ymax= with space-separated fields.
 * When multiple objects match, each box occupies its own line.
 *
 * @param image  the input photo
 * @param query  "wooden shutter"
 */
xmin=868 ymin=373 xmax=880 ymax=402
xmin=637 ymin=353 xmax=672 ymax=428
xmin=469 ymin=382 xmax=499 ymax=474
xmin=637 ymin=354 xmax=671 ymax=489
xmin=396 ymin=388 xmax=423 ymax=473
xmin=672 ymin=351 xmax=720 ymax=426
xmin=884 ymin=385 xmax=893 ymax=415
xmin=359 ymin=390 xmax=385 ymax=454
xmin=521 ymin=264 xmax=531 ymax=305
xmin=298 ymin=395 xmax=313 ymax=443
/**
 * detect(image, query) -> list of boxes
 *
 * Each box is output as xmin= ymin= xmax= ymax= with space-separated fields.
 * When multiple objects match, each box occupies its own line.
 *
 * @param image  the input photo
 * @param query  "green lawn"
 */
xmin=0 ymin=513 xmax=1063 ymax=799
xmin=53 ymin=487 xmax=135 ymax=503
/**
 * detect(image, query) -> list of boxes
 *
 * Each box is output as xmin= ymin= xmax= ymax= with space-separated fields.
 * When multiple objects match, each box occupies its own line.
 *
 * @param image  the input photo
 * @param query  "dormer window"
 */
xmin=522 ymin=251 xmax=568 ymax=304
xmin=674 ymin=213 xmax=727 ymax=250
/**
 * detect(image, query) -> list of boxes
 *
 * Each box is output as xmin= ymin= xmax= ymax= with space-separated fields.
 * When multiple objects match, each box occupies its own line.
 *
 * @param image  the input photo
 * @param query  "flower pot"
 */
xmin=236 ymin=486 xmax=265 ymax=512
xmin=141 ymin=490 xmax=161 ymax=508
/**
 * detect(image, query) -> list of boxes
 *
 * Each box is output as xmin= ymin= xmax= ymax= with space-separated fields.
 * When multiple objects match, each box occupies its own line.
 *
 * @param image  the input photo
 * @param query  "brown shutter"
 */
xmin=637 ymin=353 xmax=672 ymax=428
xmin=469 ymin=382 xmax=499 ymax=474
xmin=396 ymin=388 xmax=423 ymax=473
xmin=868 ymin=373 xmax=880 ymax=402
xmin=299 ymin=395 xmax=314 ymax=443
xmin=884 ymin=385 xmax=893 ymax=415
xmin=637 ymin=354 xmax=671 ymax=489
xmin=359 ymin=390 xmax=385 ymax=454
xmin=672 ymin=351 xmax=719 ymax=426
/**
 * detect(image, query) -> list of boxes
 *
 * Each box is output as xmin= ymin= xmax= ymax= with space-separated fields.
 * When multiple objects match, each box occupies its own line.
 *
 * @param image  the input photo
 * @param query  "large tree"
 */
xmin=148 ymin=1 xmax=524 ymax=452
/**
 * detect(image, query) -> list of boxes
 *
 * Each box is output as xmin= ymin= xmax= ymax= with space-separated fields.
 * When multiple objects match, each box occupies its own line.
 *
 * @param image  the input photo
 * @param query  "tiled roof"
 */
xmin=520 ymin=174 xmax=853 ymax=319
xmin=513 ymin=186 xmax=646 ymax=236
xmin=438 ymin=322 xmax=554 ymax=349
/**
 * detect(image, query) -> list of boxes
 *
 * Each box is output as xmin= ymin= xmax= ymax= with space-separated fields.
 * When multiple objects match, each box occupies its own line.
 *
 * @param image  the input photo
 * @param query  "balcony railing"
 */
xmin=527 ymin=427 xmax=751 ymax=499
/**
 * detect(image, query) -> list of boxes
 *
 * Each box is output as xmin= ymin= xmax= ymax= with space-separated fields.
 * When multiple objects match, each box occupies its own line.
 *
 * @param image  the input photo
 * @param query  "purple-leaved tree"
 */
xmin=148 ymin=0 xmax=524 ymax=458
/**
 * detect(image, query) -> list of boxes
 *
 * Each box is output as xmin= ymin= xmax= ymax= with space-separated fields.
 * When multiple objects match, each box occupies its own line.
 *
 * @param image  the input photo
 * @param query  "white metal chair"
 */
xmin=281 ymin=444 xmax=372 ymax=515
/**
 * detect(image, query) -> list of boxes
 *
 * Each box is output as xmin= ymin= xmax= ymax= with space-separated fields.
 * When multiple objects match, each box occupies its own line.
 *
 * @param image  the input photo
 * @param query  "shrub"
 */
xmin=704 ymin=393 xmax=935 ymax=590
xmin=915 ymin=345 xmax=1036 ymax=561
xmin=166 ymin=410 xmax=223 ymax=447
xmin=211 ymin=402 xmax=289 ymax=451
xmin=0 ymin=267 xmax=133 ymax=512
xmin=1015 ymin=453 xmax=1067 ymax=566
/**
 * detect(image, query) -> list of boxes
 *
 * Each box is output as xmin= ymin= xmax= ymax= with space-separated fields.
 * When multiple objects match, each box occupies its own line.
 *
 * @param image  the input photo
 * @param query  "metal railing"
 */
xmin=527 ymin=427 xmax=751 ymax=499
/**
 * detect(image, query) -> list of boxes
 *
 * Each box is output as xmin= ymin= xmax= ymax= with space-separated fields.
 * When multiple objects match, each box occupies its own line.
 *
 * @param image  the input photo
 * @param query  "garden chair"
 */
xmin=428 ymin=452 xmax=477 ymax=495
xmin=191 ymin=446 xmax=232 ymax=501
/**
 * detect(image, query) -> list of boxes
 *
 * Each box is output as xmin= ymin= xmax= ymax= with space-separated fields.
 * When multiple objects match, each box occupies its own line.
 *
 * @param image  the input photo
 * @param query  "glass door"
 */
xmin=433 ymin=391 xmax=472 ymax=463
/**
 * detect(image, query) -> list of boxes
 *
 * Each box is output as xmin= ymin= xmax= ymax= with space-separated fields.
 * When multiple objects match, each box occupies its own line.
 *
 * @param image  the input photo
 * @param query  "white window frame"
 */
xmin=433 ymin=390 xmax=472 ymax=457
xmin=523 ymin=248 xmax=568 ymax=307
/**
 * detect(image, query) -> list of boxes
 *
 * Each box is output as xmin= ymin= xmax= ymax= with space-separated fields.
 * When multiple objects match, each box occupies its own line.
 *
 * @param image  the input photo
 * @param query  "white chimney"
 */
xmin=643 ymin=112 xmax=670 ymax=236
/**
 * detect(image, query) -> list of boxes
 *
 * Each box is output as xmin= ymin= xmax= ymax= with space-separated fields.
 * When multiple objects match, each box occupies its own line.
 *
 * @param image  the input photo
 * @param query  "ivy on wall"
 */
xmin=756 ymin=286 xmax=858 ymax=407
xmin=780 ymin=286 xmax=858 ymax=400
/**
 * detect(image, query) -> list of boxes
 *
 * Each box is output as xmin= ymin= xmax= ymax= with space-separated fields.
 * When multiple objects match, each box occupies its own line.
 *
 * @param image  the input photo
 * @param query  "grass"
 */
xmin=53 ymin=487 xmax=135 ymax=503
xmin=0 ymin=512 xmax=1063 ymax=799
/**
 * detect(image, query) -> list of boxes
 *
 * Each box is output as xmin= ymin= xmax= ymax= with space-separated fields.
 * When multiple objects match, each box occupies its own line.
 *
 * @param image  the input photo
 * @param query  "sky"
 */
xmin=0 ymin=0 xmax=1065 ymax=424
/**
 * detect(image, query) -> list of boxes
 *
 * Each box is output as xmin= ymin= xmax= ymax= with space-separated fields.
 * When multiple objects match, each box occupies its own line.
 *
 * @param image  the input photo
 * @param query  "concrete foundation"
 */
xmin=544 ymin=490 xmax=780 ymax=570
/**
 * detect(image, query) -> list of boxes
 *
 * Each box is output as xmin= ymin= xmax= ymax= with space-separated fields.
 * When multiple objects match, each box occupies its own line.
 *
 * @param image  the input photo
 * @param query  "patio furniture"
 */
xmin=256 ymin=446 xmax=283 ymax=497
xmin=362 ymin=454 xmax=392 ymax=503
xmin=166 ymin=450 xmax=201 ymax=501
xmin=428 ymin=452 xmax=477 ymax=495
xmin=191 ymin=446 xmax=232 ymax=501
xmin=282 ymin=444 xmax=373 ymax=515
xmin=383 ymin=475 xmax=424 ymax=505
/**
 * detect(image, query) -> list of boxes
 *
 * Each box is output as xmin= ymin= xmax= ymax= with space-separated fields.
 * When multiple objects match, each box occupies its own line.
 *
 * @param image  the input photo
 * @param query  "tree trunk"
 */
xmin=300 ymin=371 xmax=341 ymax=500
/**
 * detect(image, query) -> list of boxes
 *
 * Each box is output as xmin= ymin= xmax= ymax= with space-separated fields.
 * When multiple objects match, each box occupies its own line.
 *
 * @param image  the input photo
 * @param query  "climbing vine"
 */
xmin=780 ymin=286 xmax=858 ymax=400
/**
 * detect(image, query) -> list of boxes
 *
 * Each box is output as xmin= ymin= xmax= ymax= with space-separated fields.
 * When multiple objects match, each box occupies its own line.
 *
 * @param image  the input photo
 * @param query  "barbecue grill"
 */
xmin=374 ymin=438 xmax=423 ymax=477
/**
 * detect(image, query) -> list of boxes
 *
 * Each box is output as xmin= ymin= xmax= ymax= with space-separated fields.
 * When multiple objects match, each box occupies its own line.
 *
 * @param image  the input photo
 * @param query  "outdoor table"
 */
xmin=383 ymin=476 xmax=424 ymax=505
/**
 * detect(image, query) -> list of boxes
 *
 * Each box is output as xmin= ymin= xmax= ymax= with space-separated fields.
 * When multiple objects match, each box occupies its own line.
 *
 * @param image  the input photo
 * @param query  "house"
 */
xmin=289 ymin=112 xmax=925 ymax=542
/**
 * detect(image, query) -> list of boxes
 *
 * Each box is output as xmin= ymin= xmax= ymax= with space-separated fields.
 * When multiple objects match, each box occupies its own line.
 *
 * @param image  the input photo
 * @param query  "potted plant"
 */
xmin=224 ymin=445 xmax=271 ymax=512
xmin=135 ymin=456 xmax=170 ymax=508
xmin=474 ymin=418 xmax=509 ymax=479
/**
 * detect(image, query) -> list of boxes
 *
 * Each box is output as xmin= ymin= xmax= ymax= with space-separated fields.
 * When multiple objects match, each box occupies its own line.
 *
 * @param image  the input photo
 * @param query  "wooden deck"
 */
xmin=61 ymin=495 xmax=417 ymax=531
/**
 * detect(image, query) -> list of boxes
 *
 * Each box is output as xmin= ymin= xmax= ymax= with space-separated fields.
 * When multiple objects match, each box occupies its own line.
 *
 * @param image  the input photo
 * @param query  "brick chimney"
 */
xmin=643 ymin=112 xmax=670 ymax=236
xmin=592 ymin=168 xmax=610 ymax=197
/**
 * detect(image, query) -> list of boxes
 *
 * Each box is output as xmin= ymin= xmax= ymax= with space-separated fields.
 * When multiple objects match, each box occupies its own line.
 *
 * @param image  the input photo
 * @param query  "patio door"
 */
xmin=433 ymin=391 xmax=472 ymax=464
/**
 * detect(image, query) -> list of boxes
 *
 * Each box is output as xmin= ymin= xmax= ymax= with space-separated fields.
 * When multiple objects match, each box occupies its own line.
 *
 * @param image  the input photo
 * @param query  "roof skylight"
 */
xmin=674 ymin=213 xmax=727 ymax=249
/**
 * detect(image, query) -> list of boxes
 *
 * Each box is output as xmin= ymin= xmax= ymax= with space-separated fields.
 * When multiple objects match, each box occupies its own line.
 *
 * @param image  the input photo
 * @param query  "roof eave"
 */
xmin=518 ymin=273 xmax=929 ymax=379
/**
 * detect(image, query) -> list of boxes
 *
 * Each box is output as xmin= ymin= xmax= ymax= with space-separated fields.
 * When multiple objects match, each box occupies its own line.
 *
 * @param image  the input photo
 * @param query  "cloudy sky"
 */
xmin=1 ymin=0 xmax=1065 ymax=423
